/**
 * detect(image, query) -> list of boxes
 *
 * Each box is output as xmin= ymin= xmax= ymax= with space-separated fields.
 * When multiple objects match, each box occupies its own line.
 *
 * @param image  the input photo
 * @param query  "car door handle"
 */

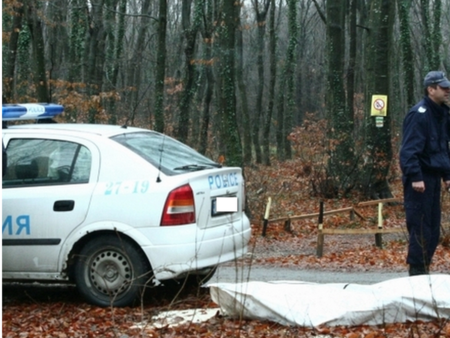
xmin=54 ymin=200 xmax=75 ymax=212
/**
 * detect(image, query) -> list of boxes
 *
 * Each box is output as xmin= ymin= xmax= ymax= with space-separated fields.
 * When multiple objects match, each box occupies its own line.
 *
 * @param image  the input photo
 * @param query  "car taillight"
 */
xmin=161 ymin=184 xmax=196 ymax=226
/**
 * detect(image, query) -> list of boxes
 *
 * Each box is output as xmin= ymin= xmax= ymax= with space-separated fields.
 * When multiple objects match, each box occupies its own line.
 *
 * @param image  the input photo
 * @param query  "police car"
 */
xmin=2 ymin=103 xmax=251 ymax=307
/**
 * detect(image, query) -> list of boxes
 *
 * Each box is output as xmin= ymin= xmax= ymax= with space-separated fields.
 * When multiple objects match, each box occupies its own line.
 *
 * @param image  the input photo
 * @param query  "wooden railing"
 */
xmin=261 ymin=197 xmax=404 ymax=257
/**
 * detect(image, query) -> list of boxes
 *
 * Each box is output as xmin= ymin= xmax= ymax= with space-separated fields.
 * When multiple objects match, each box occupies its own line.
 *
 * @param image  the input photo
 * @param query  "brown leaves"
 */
xmin=3 ymin=288 xmax=450 ymax=337
xmin=3 ymin=302 xmax=136 ymax=337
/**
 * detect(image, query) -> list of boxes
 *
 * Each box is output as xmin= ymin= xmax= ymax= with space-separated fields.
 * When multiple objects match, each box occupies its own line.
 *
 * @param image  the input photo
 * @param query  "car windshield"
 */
xmin=111 ymin=132 xmax=220 ymax=175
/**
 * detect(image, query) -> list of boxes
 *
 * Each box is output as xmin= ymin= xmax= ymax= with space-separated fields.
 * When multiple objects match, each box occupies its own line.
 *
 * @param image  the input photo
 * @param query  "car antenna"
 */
xmin=156 ymin=134 xmax=166 ymax=183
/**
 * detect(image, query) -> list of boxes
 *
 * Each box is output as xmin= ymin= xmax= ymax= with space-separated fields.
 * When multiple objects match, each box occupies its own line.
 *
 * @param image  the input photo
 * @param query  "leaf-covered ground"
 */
xmin=3 ymin=160 xmax=450 ymax=337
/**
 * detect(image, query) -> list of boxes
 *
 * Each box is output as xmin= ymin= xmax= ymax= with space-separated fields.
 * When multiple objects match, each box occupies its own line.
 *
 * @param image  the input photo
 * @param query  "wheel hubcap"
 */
xmin=89 ymin=249 xmax=132 ymax=296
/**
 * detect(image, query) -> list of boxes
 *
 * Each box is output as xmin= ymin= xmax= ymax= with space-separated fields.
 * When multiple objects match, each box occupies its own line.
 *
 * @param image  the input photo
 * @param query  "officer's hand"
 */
xmin=412 ymin=181 xmax=425 ymax=193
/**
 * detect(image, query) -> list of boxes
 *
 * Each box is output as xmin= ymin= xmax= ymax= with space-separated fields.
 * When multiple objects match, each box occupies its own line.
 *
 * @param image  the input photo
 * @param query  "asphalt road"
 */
xmin=208 ymin=264 xmax=408 ymax=285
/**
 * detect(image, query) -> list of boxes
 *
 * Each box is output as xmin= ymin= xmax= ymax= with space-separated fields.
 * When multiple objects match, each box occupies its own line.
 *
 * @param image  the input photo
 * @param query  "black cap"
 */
xmin=423 ymin=71 xmax=450 ymax=88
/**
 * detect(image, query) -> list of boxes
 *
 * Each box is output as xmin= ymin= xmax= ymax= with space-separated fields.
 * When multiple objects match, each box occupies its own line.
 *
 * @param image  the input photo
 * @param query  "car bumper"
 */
xmin=137 ymin=218 xmax=251 ymax=280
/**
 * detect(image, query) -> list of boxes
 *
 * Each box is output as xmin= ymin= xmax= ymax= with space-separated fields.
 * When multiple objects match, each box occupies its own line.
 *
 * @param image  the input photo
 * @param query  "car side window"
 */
xmin=2 ymin=138 xmax=91 ymax=187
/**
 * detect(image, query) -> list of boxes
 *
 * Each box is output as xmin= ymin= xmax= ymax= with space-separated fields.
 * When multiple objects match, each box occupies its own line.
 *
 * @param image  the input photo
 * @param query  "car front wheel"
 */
xmin=74 ymin=235 xmax=151 ymax=307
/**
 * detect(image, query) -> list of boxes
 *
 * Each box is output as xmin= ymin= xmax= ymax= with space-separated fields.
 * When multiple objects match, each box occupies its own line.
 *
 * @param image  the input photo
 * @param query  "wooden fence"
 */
xmin=261 ymin=197 xmax=404 ymax=257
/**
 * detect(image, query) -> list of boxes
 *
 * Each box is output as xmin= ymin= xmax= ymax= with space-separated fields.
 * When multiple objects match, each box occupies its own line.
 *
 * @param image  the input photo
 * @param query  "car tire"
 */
xmin=74 ymin=234 xmax=151 ymax=307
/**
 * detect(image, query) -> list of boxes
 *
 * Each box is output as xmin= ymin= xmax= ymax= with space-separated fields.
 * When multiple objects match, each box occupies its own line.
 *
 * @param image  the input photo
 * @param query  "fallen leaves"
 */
xmin=3 ymin=277 xmax=450 ymax=337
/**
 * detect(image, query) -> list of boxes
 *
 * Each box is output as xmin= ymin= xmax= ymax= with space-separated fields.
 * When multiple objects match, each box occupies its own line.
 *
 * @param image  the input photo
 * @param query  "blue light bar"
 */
xmin=2 ymin=103 xmax=64 ymax=121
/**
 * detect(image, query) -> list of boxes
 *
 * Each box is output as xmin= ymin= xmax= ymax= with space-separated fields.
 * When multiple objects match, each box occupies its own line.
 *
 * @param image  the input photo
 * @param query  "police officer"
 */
xmin=400 ymin=71 xmax=450 ymax=276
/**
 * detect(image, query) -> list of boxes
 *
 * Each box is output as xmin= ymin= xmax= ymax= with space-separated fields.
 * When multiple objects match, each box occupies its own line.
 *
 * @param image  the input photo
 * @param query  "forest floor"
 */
xmin=3 ymin=160 xmax=450 ymax=337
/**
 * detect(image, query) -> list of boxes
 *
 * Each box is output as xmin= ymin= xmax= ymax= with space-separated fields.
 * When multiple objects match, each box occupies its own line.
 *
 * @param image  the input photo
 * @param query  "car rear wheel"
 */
xmin=74 ymin=235 xmax=151 ymax=307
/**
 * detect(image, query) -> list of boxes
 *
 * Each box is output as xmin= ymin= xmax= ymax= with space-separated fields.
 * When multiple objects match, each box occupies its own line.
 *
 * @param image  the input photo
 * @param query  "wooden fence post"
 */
xmin=316 ymin=200 xmax=324 ymax=257
xmin=262 ymin=197 xmax=272 ymax=237
xmin=375 ymin=202 xmax=383 ymax=248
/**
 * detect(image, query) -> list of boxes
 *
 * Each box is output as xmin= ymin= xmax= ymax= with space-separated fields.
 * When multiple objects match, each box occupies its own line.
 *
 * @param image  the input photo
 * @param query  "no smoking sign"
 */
xmin=370 ymin=95 xmax=388 ymax=116
xmin=373 ymin=99 xmax=385 ymax=110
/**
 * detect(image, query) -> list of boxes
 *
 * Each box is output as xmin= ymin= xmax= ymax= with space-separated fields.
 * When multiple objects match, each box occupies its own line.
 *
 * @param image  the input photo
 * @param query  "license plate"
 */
xmin=211 ymin=196 xmax=237 ymax=217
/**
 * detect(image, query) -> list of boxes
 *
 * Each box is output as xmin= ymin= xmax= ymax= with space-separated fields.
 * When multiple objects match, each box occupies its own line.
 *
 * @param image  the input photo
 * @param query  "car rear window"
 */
xmin=111 ymin=132 xmax=219 ymax=176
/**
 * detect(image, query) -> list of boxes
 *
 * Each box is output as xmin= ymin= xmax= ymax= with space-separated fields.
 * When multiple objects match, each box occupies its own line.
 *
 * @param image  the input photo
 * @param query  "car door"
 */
xmin=2 ymin=133 xmax=99 ymax=276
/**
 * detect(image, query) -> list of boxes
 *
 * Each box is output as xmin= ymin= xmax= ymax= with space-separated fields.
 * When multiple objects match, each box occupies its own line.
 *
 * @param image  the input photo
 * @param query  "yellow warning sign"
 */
xmin=371 ymin=95 xmax=388 ymax=116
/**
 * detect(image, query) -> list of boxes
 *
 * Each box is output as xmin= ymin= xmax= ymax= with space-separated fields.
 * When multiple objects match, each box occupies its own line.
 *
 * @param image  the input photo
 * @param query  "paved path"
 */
xmin=209 ymin=264 xmax=408 ymax=285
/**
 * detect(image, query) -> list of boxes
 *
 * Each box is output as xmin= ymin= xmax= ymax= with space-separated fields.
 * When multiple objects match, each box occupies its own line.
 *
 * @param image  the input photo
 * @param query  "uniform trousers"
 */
xmin=403 ymin=172 xmax=442 ymax=267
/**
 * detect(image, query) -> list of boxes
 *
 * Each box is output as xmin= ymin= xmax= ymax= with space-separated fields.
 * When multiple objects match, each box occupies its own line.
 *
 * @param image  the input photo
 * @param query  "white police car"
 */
xmin=2 ymin=103 xmax=251 ymax=307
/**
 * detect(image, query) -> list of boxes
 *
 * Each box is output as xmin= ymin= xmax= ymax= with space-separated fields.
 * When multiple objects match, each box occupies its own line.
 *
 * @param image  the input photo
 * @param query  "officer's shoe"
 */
xmin=408 ymin=264 xmax=429 ymax=276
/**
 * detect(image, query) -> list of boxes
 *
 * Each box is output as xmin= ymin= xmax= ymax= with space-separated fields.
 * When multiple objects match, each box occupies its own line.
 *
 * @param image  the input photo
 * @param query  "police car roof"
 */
xmin=5 ymin=123 xmax=152 ymax=138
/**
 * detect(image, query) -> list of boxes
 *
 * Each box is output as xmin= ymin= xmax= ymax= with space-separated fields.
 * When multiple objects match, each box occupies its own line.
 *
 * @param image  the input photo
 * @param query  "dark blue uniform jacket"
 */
xmin=400 ymin=96 xmax=450 ymax=182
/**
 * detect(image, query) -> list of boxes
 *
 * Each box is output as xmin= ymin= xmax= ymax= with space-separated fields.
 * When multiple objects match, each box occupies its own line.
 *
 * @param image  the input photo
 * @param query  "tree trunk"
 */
xmin=46 ymin=0 xmax=69 ymax=84
xmin=346 ymin=0 xmax=357 ymax=125
xmin=326 ymin=0 xmax=355 ymax=196
xmin=252 ymin=0 xmax=271 ymax=164
xmin=362 ymin=0 xmax=394 ymax=199
xmin=198 ymin=1 xmax=216 ymax=156
xmin=108 ymin=0 xmax=127 ymax=125
xmin=154 ymin=0 xmax=167 ymax=133
xmin=26 ymin=1 xmax=49 ymax=102
xmin=236 ymin=3 xmax=252 ymax=165
xmin=104 ymin=0 xmax=119 ymax=124
xmin=276 ymin=0 xmax=297 ymax=161
xmin=3 ymin=4 xmax=24 ymax=102
xmin=177 ymin=0 xmax=202 ymax=144
xmin=420 ymin=0 xmax=442 ymax=71
xmin=125 ymin=0 xmax=151 ymax=124
xmin=397 ymin=0 xmax=415 ymax=108
xmin=68 ymin=0 xmax=87 ymax=83
xmin=283 ymin=0 xmax=298 ymax=160
xmin=262 ymin=0 xmax=277 ymax=166
xmin=217 ymin=0 xmax=242 ymax=167
xmin=276 ymin=74 xmax=286 ymax=160
xmin=85 ymin=0 xmax=107 ymax=122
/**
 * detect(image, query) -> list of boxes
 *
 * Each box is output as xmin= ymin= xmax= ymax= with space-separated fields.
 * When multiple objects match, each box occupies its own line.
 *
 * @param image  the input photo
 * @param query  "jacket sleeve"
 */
xmin=399 ymin=110 xmax=427 ymax=182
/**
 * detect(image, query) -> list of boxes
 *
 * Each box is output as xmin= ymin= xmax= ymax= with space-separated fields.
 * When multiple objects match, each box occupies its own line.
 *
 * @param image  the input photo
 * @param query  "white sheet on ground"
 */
xmin=209 ymin=274 xmax=450 ymax=327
